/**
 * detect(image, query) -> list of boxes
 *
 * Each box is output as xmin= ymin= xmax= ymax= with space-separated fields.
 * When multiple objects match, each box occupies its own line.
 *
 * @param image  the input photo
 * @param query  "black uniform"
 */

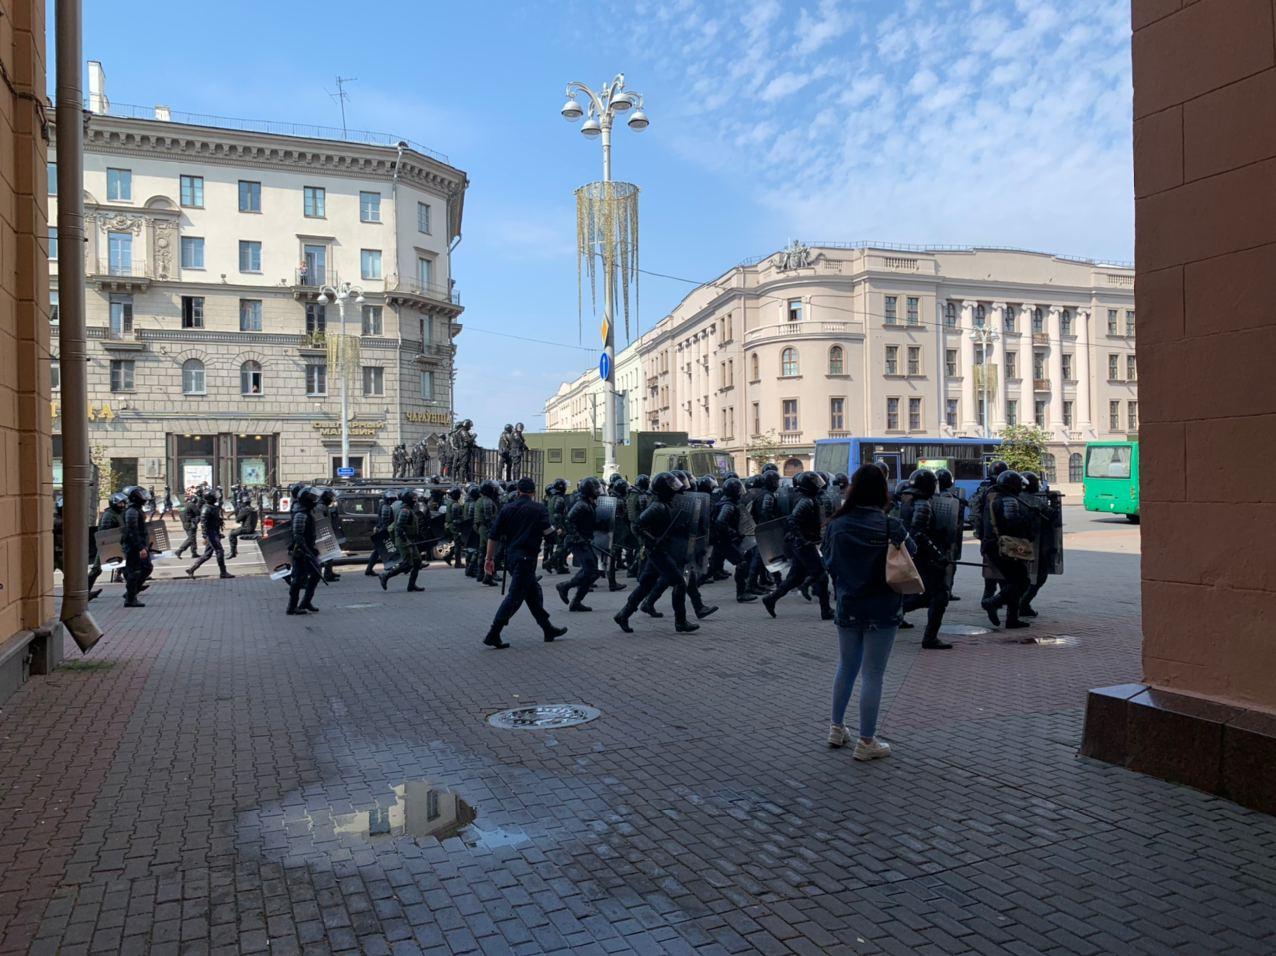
xmin=287 ymin=504 xmax=320 ymax=614
xmin=121 ymin=503 xmax=151 ymax=606
xmin=763 ymin=487 xmax=832 ymax=618
xmin=900 ymin=488 xmax=953 ymax=647
xmin=365 ymin=497 xmax=396 ymax=575
xmin=712 ymin=496 xmax=754 ymax=602
xmin=228 ymin=501 xmax=258 ymax=558
xmin=88 ymin=502 xmax=123 ymax=590
xmin=615 ymin=494 xmax=695 ymax=631
xmin=748 ymin=486 xmax=780 ymax=590
xmin=484 ymin=495 xmax=564 ymax=647
xmin=188 ymin=499 xmax=232 ymax=578
xmin=380 ymin=498 xmax=426 ymax=591
xmin=558 ymin=496 xmax=599 ymax=609
xmin=174 ymin=496 xmax=202 ymax=558
xmin=982 ymin=490 xmax=1034 ymax=628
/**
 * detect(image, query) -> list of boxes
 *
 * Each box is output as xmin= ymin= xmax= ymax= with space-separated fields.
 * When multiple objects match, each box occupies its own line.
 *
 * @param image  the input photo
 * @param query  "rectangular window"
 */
xmin=238 ymin=240 xmax=262 ymax=272
xmin=361 ymin=305 xmax=383 ymax=336
xmin=181 ymin=295 xmax=204 ymax=329
xmin=1034 ymin=400 xmax=1047 ymax=427
xmin=419 ymin=316 xmax=432 ymax=344
xmin=1109 ymin=401 xmax=1121 ymax=431
xmin=570 ymin=447 xmax=587 ymax=464
xmin=884 ymin=296 xmax=898 ymax=324
xmin=417 ymin=202 xmax=431 ymax=233
xmin=50 ymin=290 xmax=59 ymax=324
xmin=1032 ymin=309 xmax=1045 ymax=334
xmin=48 ymin=162 xmax=57 ymax=194
xmin=830 ymin=397 xmax=844 ymax=431
xmin=978 ymin=398 xmax=986 ymax=428
xmin=727 ymin=358 xmax=734 ymax=387
xmin=945 ymin=349 xmax=957 ymax=377
xmin=238 ymin=179 xmax=261 ymax=213
xmin=1033 ymin=351 xmax=1046 ymax=380
xmin=1128 ymin=401 xmax=1139 ymax=431
xmin=782 ymin=399 xmax=799 ymax=432
xmin=180 ymin=174 xmax=204 ymax=208
xmin=1006 ymin=351 xmax=1017 ymax=379
xmin=303 ymin=186 xmax=325 ymax=218
xmin=906 ymin=296 xmax=919 ymax=326
xmin=547 ymin=448 xmax=563 ymax=463
xmin=1108 ymin=354 xmax=1120 ymax=380
xmin=107 ymin=231 xmax=133 ymax=274
xmin=1126 ymin=310 xmax=1136 ymax=336
xmin=1063 ymin=400 xmax=1074 ymax=427
xmin=787 ymin=299 xmax=803 ymax=322
xmin=109 ymin=294 xmax=133 ymax=335
xmin=886 ymin=397 xmax=900 ymax=430
xmin=416 ymin=256 xmax=433 ymax=289
xmin=945 ymin=399 xmax=958 ymax=428
xmin=49 ymin=228 xmax=58 ymax=259
xmin=109 ymin=359 xmax=135 ymax=392
xmin=1122 ymin=354 xmax=1136 ymax=382
xmin=1004 ymin=306 xmax=1017 ymax=333
xmin=1061 ymin=311 xmax=1073 ymax=336
xmin=419 ymin=370 xmax=434 ymax=400
xmin=752 ymin=402 xmax=760 ymax=435
xmin=1006 ymin=399 xmax=1018 ymax=426
xmin=1061 ymin=353 xmax=1073 ymax=380
xmin=181 ymin=236 xmax=204 ymax=269
xmin=306 ymin=363 xmax=327 ymax=396
xmin=305 ymin=303 xmax=326 ymax=335
xmin=908 ymin=397 xmax=922 ymax=431
xmin=50 ymin=359 xmax=60 ymax=391
xmin=1108 ymin=309 xmax=1119 ymax=334
xmin=107 ymin=167 xmax=132 ymax=201
xmin=907 ymin=346 xmax=921 ymax=376
xmin=885 ymin=345 xmax=898 ymax=376
xmin=359 ymin=191 xmax=382 ymax=223
xmin=239 ymin=299 xmax=262 ymax=332
xmin=361 ymin=366 xmax=384 ymax=396
xmin=361 ymin=249 xmax=382 ymax=280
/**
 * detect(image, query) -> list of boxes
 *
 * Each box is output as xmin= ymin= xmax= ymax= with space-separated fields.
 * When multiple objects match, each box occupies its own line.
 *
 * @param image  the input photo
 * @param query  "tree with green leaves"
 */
xmin=996 ymin=424 xmax=1051 ymax=474
xmin=747 ymin=430 xmax=780 ymax=474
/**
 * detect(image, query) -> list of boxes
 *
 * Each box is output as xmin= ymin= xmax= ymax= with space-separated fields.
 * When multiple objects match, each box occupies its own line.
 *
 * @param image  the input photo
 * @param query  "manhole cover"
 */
xmin=940 ymin=624 xmax=990 ymax=636
xmin=488 ymin=704 xmax=601 ymax=730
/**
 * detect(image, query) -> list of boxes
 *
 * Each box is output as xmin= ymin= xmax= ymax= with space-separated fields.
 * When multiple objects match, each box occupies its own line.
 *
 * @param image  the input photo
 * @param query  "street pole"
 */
xmin=600 ymin=117 xmax=617 ymax=476
xmin=338 ymin=292 xmax=349 ymax=471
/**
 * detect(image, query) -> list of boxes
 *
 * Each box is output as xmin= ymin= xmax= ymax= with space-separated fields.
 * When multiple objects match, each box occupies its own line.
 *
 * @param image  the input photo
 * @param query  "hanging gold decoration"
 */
xmin=326 ymin=333 xmax=362 ymax=388
xmin=576 ymin=180 xmax=640 ymax=344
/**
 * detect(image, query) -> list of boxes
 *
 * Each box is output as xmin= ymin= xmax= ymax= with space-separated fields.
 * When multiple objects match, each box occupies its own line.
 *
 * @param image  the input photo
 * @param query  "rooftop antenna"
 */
xmin=329 ymin=75 xmax=356 ymax=137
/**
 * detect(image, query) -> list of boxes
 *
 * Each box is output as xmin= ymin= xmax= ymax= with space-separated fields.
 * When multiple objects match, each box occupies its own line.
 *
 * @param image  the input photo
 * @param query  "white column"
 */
xmin=1048 ymin=306 xmax=1064 ymax=437
xmin=960 ymin=300 xmax=977 ymax=433
xmin=990 ymin=303 xmax=1008 ymax=431
xmin=1076 ymin=307 xmax=1093 ymax=435
xmin=1019 ymin=304 xmax=1035 ymax=426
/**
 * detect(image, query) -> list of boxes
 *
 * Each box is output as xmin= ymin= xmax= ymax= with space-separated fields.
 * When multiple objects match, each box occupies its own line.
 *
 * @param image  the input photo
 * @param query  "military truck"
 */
xmin=523 ymin=430 xmax=694 ymax=483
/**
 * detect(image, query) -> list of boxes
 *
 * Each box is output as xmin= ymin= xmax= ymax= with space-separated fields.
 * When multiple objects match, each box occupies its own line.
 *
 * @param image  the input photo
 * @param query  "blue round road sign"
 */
xmin=599 ymin=353 xmax=611 ymax=380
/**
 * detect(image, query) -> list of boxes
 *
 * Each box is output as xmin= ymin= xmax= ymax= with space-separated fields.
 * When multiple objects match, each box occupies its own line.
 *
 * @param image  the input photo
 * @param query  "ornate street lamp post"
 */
xmin=970 ymin=326 xmax=1000 ymax=438
xmin=316 ymin=281 xmax=365 ymax=473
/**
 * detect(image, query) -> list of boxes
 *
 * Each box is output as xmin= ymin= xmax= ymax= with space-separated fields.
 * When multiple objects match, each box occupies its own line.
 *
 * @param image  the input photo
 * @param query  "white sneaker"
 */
xmin=853 ymin=737 xmax=892 ymax=761
xmin=827 ymin=724 xmax=852 ymax=748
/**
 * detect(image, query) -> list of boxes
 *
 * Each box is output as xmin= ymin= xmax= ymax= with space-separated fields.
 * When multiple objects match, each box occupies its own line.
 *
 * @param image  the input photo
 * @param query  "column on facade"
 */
xmin=990 ymin=302 xmax=1009 ymax=431
xmin=1019 ymin=304 xmax=1035 ymax=426
xmin=959 ymin=300 xmax=978 ymax=432
xmin=1047 ymin=306 xmax=1064 ymax=436
xmin=1076 ymin=307 xmax=1093 ymax=435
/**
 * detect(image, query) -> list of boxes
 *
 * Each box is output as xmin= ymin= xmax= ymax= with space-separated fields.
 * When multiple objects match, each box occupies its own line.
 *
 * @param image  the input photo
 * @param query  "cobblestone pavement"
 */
xmin=4 ymin=513 xmax=1276 ymax=955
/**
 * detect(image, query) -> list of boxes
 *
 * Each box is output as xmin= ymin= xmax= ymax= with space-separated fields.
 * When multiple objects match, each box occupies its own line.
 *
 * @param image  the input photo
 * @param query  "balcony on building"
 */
xmin=291 ymin=268 xmax=339 ymax=301
xmin=412 ymin=341 xmax=454 ymax=366
xmin=298 ymin=331 xmax=327 ymax=355
xmin=1033 ymin=378 xmax=1051 ymax=392
xmin=385 ymin=274 xmax=463 ymax=316
xmin=743 ymin=319 xmax=862 ymax=347
xmin=1032 ymin=332 xmax=1050 ymax=346
xmin=778 ymin=431 xmax=804 ymax=445
xmin=88 ymin=258 xmax=151 ymax=292
xmin=90 ymin=325 xmax=146 ymax=351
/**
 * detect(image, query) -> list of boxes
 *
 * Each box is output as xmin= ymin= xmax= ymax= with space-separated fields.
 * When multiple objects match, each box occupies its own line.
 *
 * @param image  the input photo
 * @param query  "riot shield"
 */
xmin=685 ymin=491 xmax=712 ymax=573
xmin=258 ymin=531 xmax=294 ymax=579
xmin=819 ymin=486 xmax=840 ymax=529
xmin=313 ymin=516 xmax=344 ymax=565
xmin=755 ymin=517 xmax=791 ymax=575
xmin=146 ymin=519 xmax=171 ymax=554
xmin=591 ymin=496 xmax=617 ymax=561
xmin=777 ymin=483 xmax=798 ymax=517
xmin=664 ymin=493 xmax=702 ymax=567
xmin=738 ymin=488 xmax=761 ymax=553
xmin=1034 ymin=490 xmax=1064 ymax=575
xmin=92 ymin=528 xmax=124 ymax=570
xmin=931 ymin=491 xmax=965 ymax=591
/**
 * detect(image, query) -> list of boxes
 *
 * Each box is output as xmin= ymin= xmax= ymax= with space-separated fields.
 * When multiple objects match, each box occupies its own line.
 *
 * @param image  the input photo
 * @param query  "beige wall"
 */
xmin=0 ymin=0 xmax=55 ymax=648
xmin=1134 ymin=0 xmax=1276 ymax=713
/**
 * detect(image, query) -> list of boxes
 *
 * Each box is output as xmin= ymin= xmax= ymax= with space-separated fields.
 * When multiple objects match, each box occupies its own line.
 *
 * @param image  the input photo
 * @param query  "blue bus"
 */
xmin=813 ymin=437 xmax=1003 ymax=495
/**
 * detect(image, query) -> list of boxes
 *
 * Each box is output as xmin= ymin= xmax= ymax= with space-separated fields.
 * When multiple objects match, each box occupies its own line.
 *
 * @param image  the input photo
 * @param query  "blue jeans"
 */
xmin=831 ymin=624 xmax=898 ymax=739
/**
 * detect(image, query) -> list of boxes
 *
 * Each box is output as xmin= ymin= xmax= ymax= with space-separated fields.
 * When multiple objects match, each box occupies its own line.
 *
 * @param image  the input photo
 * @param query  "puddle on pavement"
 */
xmin=1019 ymin=635 xmax=1080 ymax=647
xmin=939 ymin=624 xmax=991 ymax=637
xmin=327 ymin=780 xmax=529 ymax=849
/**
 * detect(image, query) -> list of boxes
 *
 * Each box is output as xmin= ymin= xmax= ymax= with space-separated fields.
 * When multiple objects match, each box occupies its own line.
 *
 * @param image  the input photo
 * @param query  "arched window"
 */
xmin=828 ymin=345 xmax=844 ymax=375
xmin=181 ymin=358 xmax=205 ymax=395
xmin=750 ymin=353 xmax=759 ymax=380
xmin=783 ymin=457 xmax=804 ymax=477
xmin=944 ymin=302 xmax=957 ymax=328
xmin=1041 ymin=452 xmax=1057 ymax=484
xmin=241 ymin=360 xmax=263 ymax=395
xmin=975 ymin=304 xmax=986 ymax=328
xmin=1032 ymin=307 xmax=1045 ymax=333
xmin=1068 ymin=452 xmax=1083 ymax=482
xmin=781 ymin=347 xmax=799 ymax=377
xmin=1061 ymin=308 xmax=1073 ymax=336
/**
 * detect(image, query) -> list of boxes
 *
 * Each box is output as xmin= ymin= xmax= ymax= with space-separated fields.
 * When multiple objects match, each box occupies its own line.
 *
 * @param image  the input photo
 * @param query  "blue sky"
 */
xmin=66 ymin=0 xmax=1133 ymax=441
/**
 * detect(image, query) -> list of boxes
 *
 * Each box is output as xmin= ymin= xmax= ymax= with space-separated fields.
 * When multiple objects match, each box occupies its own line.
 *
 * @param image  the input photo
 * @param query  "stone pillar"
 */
xmin=1018 ymin=304 xmax=1035 ymax=426
xmin=1081 ymin=0 xmax=1276 ymax=815
xmin=990 ymin=303 xmax=1008 ymax=430
xmin=959 ymin=301 xmax=977 ymax=433
xmin=1076 ymin=307 xmax=1093 ymax=434
xmin=1047 ymin=306 xmax=1064 ymax=437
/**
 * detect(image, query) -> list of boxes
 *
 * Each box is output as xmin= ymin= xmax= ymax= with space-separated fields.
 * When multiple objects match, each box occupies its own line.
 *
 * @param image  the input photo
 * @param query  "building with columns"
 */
xmin=544 ymin=243 xmax=1137 ymax=481
xmin=48 ymin=65 xmax=467 ymax=492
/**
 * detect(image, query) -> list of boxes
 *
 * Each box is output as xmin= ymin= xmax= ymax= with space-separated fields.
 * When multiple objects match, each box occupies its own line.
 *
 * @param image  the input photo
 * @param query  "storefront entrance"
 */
xmin=168 ymin=433 xmax=279 ymax=493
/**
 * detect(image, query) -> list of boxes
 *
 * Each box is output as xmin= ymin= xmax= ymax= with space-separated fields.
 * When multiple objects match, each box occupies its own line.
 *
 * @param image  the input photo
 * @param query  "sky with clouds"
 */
xmin=71 ymin=0 xmax=1133 ymax=441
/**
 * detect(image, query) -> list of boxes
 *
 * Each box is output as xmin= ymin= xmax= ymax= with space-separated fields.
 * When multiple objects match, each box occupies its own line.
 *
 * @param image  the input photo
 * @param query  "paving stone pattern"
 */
xmin=3 ymin=525 xmax=1276 ymax=955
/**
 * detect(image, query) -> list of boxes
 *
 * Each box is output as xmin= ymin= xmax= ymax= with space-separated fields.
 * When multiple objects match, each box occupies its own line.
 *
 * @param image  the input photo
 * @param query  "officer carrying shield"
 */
xmin=614 ymin=472 xmax=699 ymax=634
xmin=556 ymin=476 xmax=603 ymax=611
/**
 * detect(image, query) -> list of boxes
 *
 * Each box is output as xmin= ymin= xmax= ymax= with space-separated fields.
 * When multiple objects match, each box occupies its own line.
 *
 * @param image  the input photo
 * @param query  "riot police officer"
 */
xmin=173 ymin=491 xmax=203 ymax=559
xmin=608 ymin=477 xmax=632 ymax=592
xmin=713 ymin=477 xmax=757 ymax=604
xmin=365 ymin=490 xmax=398 ymax=575
xmin=287 ymin=486 xmax=321 ymax=615
xmin=625 ymin=475 xmax=650 ymax=579
xmin=121 ymin=486 xmax=153 ymax=607
xmin=187 ymin=490 xmax=234 ymax=579
xmin=1019 ymin=471 xmax=1052 ymax=618
xmin=762 ymin=472 xmax=833 ymax=619
xmin=482 ymin=477 xmax=568 ymax=648
xmin=442 ymin=486 xmax=465 ymax=569
xmin=228 ymin=494 xmax=258 ymax=559
xmin=899 ymin=469 xmax=954 ymax=649
xmin=380 ymin=489 xmax=426 ymax=592
xmin=556 ymin=476 xmax=602 ymax=611
xmin=88 ymin=491 xmax=127 ymax=592
xmin=935 ymin=467 xmax=965 ymax=601
xmin=970 ymin=460 xmax=1009 ymax=606
xmin=546 ymin=478 xmax=571 ymax=573
xmin=614 ymin=472 xmax=699 ymax=634
xmin=748 ymin=469 xmax=782 ymax=592
xmin=980 ymin=469 xmax=1034 ymax=629
xmin=473 ymin=481 xmax=501 ymax=586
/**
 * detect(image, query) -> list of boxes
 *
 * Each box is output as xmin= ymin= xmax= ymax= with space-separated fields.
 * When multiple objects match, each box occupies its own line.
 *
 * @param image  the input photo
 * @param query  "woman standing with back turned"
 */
xmin=822 ymin=464 xmax=912 ymax=761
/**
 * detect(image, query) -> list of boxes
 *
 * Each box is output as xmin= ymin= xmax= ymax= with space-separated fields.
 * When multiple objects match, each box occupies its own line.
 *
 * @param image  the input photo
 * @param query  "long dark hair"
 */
xmin=832 ymin=463 xmax=889 ymax=519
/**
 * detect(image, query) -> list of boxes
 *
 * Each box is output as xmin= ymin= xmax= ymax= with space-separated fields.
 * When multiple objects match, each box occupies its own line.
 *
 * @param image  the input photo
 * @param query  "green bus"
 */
xmin=1083 ymin=441 xmax=1139 ymax=522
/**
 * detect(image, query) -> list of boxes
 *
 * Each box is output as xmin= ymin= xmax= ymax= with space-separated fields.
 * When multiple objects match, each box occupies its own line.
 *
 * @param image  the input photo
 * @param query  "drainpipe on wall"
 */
xmin=446 ymin=177 xmax=466 ymax=423
xmin=56 ymin=0 xmax=102 ymax=652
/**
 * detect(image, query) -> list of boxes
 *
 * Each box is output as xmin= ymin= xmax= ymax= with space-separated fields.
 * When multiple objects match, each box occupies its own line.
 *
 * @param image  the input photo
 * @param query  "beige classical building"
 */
xmin=545 ymin=242 xmax=1138 ymax=481
xmin=49 ymin=64 xmax=467 ymax=492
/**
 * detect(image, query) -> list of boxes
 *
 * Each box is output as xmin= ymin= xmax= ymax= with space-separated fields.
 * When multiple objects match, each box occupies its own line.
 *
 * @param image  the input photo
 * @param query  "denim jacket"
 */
xmin=822 ymin=506 xmax=912 ymax=628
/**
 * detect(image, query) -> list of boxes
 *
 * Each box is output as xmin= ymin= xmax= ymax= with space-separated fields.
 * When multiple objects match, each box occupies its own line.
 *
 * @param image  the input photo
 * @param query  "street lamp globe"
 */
xmin=580 ymin=115 xmax=603 ymax=137
xmin=561 ymin=97 xmax=583 ymax=121
xmin=610 ymin=90 xmax=634 ymax=111
xmin=626 ymin=109 xmax=649 ymax=130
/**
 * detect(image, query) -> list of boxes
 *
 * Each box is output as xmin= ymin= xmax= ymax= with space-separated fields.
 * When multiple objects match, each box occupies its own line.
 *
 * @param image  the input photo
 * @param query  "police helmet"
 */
xmin=874 ymin=460 xmax=891 ymax=479
xmin=203 ymin=490 xmax=219 ymax=504
xmin=988 ymin=460 xmax=1009 ymax=478
xmin=696 ymin=475 xmax=717 ymax=494
xmin=400 ymin=488 xmax=419 ymax=505
xmin=762 ymin=470 xmax=781 ymax=492
xmin=1022 ymin=471 xmax=1041 ymax=494
xmin=578 ymin=475 xmax=603 ymax=499
xmin=723 ymin=477 xmax=744 ymax=501
xmin=108 ymin=491 xmax=128 ymax=510
xmin=612 ymin=478 xmax=630 ymax=497
xmin=935 ymin=468 xmax=954 ymax=490
xmin=383 ymin=490 xmax=398 ymax=503
xmin=894 ymin=479 xmax=912 ymax=499
xmin=995 ymin=470 xmax=1025 ymax=494
xmin=650 ymin=472 xmax=679 ymax=502
xmin=297 ymin=486 xmax=322 ymax=508
xmin=447 ymin=486 xmax=462 ymax=501
xmin=745 ymin=474 xmax=762 ymax=489
xmin=123 ymin=485 xmax=151 ymax=506
xmin=833 ymin=472 xmax=849 ymax=489
xmin=466 ymin=486 xmax=480 ymax=501
xmin=551 ymin=478 xmax=568 ymax=494
xmin=479 ymin=480 xmax=501 ymax=500
xmin=724 ymin=471 xmax=739 ymax=482
xmin=289 ymin=481 xmax=306 ymax=498
xmin=635 ymin=474 xmax=650 ymax=492
xmin=909 ymin=468 xmax=938 ymax=497
xmin=794 ymin=471 xmax=827 ymax=496
xmin=319 ymin=487 xmax=337 ymax=504
xmin=608 ymin=472 xmax=623 ymax=486
xmin=761 ymin=462 xmax=779 ymax=474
